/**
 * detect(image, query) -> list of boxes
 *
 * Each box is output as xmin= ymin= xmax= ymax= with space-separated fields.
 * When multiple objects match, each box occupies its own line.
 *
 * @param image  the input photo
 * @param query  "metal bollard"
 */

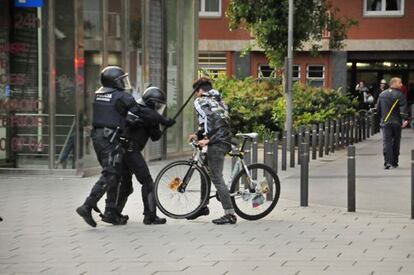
xmin=282 ymin=131 xmax=287 ymax=171
xmin=362 ymin=115 xmax=366 ymax=140
xmin=312 ymin=124 xmax=317 ymax=160
xmin=298 ymin=126 xmax=303 ymax=165
xmin=355 ymin=116 xmax=360 ymax=143
xmin=345 ymin=116 xmax=350 ymax=146
xmin=347 ymin=146 xmax=356 ymax=212
xmin=350 ymin=116 xmax=354 ymax=145
xmin=244 ymin=140 xmax=251 ymax=166
xmin=318 ymin=123 xmax=324 ymax=158
xmin=370 ymin=112 xmax=375 ymax=134
xmin=273 ymin=131 xmax=279 ymax=174
xmin=290 ymin=129 xmax=295 ymax=168
xmin=356 ymin=116 xmax=360 ymax=142
xmin=324 ymin=120 xmax=330 ymax=155
xmin=335 ymin=119 xmax=340 ymax=150
xmin=329 ymin=120 xmax=335 ymax=153
xmin=300 ymin=142 xmax=309 ymax=207
xmin=252 ymin=136 xmax=258 ymax=179
xmin=340 ymin=117 xmax=345 ymax=147
xmin=412 ymin=150 xmax=414 ymax=219
xmin=231 ymin=140 xmax=239 ymax=170
xmin=263 ymin=133 xmax=272 ymax=169
xmin=305 ymin=126 xmax=310 ymax=161
xmin=356 ymin=116 xmax=361 ymax=143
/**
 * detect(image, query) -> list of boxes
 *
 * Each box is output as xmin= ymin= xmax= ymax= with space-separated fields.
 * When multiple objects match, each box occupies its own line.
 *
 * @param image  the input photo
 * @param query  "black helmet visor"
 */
xmin=115 ymin=73 xmax=132 ymax=90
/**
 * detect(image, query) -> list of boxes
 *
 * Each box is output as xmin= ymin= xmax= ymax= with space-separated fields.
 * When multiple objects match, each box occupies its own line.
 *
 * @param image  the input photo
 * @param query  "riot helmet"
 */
xmin=100 ymin=66 xmax=132 ymax=90
xmin=138 ymin=86 xmax=166 ymax=114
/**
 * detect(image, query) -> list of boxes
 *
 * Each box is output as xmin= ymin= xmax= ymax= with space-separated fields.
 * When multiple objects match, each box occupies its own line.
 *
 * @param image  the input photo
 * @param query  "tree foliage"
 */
xmin=226 ymin=0 xmax=357 ymax=67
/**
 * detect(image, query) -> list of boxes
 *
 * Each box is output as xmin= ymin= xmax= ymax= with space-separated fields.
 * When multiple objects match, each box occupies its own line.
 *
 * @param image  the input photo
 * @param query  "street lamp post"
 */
xmin=285 ymin=0 xmax=294 ymax=148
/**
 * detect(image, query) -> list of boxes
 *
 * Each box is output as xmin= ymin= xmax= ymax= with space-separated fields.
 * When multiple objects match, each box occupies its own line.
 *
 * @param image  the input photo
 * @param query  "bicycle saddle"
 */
xmin=236 ymin=132 xmax=258 ymax=139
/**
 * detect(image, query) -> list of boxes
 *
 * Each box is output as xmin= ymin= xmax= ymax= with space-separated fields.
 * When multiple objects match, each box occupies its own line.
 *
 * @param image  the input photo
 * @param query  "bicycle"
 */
xmin=154 ymin=133 xmax=281 ymax=221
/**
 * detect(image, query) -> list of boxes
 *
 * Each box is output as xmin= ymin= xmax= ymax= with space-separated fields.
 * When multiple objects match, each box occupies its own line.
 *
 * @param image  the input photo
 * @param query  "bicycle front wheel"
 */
xmin=154 ymin=160 xmax=210 ymax=219
xmin=230 ymin=163 xmax=280 ymax=220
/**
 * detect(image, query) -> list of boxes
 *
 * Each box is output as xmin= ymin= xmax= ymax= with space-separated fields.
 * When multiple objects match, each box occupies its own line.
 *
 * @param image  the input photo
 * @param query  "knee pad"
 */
xmin=105 ymin=173 xmax=119 ymax=189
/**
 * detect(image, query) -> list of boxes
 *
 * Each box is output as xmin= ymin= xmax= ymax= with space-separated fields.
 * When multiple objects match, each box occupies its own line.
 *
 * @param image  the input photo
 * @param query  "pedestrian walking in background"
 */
xmin=373 ymin=79 xmax=389 ymax=105
xmin=356 ymin=80 xmax=373 ymax=110
xmin=376 ymin=77 xmax=408 ymax=169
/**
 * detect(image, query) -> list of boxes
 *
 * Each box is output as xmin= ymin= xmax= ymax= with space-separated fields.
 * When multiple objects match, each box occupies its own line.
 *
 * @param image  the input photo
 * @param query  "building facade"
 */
xmin=199 ymin=0 xmax=414 ymax=93
xmin=0 ymin=0 xmax=198 ymax=175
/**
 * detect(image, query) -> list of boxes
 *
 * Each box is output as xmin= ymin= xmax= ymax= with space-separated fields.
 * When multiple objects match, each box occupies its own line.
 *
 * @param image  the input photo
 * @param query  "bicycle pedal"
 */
xmin=242 ymin=190 xmax=252 ymax=201
xmin=168 ymin=177 xmax=182 ymax=191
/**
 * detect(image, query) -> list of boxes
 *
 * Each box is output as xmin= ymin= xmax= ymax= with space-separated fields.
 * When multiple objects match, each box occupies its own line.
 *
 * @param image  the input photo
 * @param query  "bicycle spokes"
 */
xmin=252 ymin=194 xmax=265 ymax=208
xmin=230 ymin=163 xmax=280 ymax=220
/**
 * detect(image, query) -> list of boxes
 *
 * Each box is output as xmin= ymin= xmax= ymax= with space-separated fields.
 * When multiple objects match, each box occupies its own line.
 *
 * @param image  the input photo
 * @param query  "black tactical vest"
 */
xmin=92 ymin=89 xmax=126 ymax=129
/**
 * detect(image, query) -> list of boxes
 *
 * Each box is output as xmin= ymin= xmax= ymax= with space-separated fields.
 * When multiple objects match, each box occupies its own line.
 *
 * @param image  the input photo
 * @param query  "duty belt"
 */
xmin=93 ymin=127 xmax=120 ymax=143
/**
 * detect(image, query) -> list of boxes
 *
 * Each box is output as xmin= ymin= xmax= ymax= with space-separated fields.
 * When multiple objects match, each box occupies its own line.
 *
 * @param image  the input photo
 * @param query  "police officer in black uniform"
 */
xmin=76 ymin=66 xmax=141 ymax=227
xmin=103 ymin=86 xmax=175 ymax=225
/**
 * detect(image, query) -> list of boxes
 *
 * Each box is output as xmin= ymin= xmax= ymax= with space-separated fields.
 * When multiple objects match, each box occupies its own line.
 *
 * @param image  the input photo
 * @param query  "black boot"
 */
xmin=186 ymin=206 xmax=210 ymax=220
xmin=143 ymin=214 xmax=166 ymax=225
xmin=76 ymin=203 xmax=96 ymax=228
xmin=101 ymin=208 xmax=128 ymax=225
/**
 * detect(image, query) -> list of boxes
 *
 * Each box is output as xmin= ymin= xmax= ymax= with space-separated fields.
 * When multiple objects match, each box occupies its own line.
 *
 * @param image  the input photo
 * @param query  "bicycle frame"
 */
xmin=179 ymin=139 xmax=257 ymax=197
xmin=177 ymin=141 xmax=209 ymax=193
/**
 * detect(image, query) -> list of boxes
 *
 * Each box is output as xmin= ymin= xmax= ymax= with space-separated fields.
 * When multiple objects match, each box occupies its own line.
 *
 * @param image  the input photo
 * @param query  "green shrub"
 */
xmin=212 ymin=76 xmax=356 ymax=138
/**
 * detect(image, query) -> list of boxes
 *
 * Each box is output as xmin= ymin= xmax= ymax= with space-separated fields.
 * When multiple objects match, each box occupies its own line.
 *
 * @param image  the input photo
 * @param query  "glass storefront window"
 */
xmin=0 ymin=0 xmax=197 ymax=172
xmin=166 ymin=0 xmax=179 ymax=154
xmin=84 ymin=0 xmax=101 ymax=40
xmin=0 ymin=3 xmax=49 ymax=168
xmin=129 ymin=0 xmax=142 ymax=94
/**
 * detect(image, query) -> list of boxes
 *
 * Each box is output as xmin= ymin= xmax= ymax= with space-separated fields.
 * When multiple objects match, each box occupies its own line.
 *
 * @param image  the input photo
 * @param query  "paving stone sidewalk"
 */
xmin=1 ymin=130 xmax=414 ymax=275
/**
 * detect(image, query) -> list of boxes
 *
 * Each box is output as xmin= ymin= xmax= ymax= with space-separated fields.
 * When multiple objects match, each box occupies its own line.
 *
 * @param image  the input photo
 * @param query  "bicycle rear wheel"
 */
xmin=230 ymin=163 xmax=280 ymax=220
xmin=154 ymin=160 xmax=210 ymax=219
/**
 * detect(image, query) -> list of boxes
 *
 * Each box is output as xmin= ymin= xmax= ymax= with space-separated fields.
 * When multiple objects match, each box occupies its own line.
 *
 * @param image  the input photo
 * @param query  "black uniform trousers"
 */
xmin=116 ymin=148 xmax=157 ymax=216
xmin=382 ymin=123 xmax=402 ymax=166
xmin=86 ymin=129 xmax=124 ymax=209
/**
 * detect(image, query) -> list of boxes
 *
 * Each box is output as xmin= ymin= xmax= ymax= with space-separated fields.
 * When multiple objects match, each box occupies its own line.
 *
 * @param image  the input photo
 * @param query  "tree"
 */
xmin=226 ymin=0 xmax=357 ymax=67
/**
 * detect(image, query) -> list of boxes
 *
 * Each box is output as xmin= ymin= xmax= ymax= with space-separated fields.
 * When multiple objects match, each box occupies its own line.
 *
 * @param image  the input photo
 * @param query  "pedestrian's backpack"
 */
xmin=207 ymin=89 xmax=230 ymax=124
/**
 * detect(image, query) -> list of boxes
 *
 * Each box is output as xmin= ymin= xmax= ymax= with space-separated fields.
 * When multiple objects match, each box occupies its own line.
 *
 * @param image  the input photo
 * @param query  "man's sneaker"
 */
xmin=186 ymin=206 xmax=210 ymax=220
xmin=143 ymin=215 xmax=167 ymax=225
xmin=101 ymin=209 xmax=128 ymax=225
xmin=384 ymin=163 xmax=391 ymax=170
xmin=392 ymin=163 xmax=399 ymax=168
xmin=76 ymin=204 xmax=97 ymax=228
xmin=212 ymin=214 xmax=237 ymax=225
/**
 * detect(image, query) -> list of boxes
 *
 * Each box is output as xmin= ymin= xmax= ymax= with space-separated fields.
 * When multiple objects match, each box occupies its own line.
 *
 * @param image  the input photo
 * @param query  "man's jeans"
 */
xmin=206 ymin=143 xmax=234 ymax=214
xmin=382 ymin=123 xmax=402 ymax=166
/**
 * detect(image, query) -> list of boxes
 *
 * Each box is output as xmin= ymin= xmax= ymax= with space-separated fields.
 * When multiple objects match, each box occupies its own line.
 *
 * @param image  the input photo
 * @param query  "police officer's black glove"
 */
xmin=165 ymin=118 xmax=176 ymax=127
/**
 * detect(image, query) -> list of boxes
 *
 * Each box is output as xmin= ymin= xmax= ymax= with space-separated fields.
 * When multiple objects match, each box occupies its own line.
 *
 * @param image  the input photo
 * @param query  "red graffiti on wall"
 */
xmin=0 ymin=43 xmax=27 ymax=55
xmin=0 ymin=99 xmax=40 ymax=112
xmin=9 ymin=137 xmax=43 ymax=152
xmin=0 ymin=116 xmax=43 ymax=128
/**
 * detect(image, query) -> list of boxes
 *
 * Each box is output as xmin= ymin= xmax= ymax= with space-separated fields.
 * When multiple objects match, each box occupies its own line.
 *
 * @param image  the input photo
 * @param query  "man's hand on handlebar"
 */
xmin=198 ymin=138 xmax=209 ymax=148
xmin=187 ymin=133 xmax=197 ymax=143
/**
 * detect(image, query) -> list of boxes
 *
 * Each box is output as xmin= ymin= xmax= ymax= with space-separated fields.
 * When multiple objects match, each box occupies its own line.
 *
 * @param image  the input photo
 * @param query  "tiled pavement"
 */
xmin=1 ymin=130 xmax=414 ymax=275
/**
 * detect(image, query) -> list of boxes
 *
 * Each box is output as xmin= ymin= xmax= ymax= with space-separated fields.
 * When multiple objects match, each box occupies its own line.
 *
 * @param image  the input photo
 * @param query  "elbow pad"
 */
xmin=126 ymin=112 xmax=144 ymax=128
